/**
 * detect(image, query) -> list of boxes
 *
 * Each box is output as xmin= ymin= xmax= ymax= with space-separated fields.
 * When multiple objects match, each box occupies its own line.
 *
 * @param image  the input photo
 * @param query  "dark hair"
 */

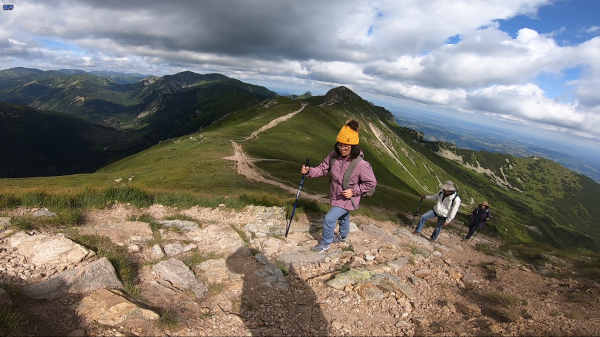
xmin=334 ymin=142 xmax=361 ymax=159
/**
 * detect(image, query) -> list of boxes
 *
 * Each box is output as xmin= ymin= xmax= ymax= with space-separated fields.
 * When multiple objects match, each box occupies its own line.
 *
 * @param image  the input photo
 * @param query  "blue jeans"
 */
xmin=415 ymin=209 xmax=447 ymax=240
xmin=321 ymin=206 xmax=350 ymax=245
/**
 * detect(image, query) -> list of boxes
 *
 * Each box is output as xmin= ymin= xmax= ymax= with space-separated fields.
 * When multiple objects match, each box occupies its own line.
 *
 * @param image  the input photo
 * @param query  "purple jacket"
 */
xmin=307 ymin=151 xmax=377 ymax=210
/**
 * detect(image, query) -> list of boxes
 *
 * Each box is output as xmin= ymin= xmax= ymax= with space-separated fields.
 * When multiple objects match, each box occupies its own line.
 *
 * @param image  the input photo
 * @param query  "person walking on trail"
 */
xmin=300 ymin=119 xmax=377 ymax=253
xmin=414 ymin=180 xmax=461 ymax=241
xmin=465 ymin=201 xmax=491 ymax=240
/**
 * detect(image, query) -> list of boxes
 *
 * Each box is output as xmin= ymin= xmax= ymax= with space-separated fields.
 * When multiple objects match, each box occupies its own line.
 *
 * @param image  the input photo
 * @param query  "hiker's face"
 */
xmin=337 ymin=143 xmax=352 ymax=156
xmin=443 ymin=190 xmax=453 ymax=195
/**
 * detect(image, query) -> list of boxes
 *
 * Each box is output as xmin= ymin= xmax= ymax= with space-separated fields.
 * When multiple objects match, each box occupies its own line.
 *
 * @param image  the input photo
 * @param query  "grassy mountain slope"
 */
xmin=431 ymin=144 xmax=600 ymax=249
xmin=0 ymin=84 xmax=598 ymax=252
xmin=0 ymin=102 xmax=124 ymax=178
xmin=0 ymin=68 xmax=277 ymax=130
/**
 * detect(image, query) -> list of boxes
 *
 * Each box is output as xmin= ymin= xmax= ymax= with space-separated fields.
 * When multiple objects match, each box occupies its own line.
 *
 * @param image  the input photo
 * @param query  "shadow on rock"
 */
xmin=226 ymin=248 xmax=329 ymax=336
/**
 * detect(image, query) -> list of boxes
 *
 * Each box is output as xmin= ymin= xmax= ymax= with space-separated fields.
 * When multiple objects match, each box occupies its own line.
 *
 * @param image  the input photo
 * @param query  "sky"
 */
xmin=1 ymin=0 xmax=600 ymax=149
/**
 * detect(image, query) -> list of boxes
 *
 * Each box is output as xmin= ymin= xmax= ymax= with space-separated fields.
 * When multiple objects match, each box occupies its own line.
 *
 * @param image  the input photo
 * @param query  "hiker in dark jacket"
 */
xmin=301 ymin=119 xmax=377 ymax=253
xmin=465 ymin=201 xmax=491 ymax=239
xmin=415 ymin=180 xmax=461 ymax=241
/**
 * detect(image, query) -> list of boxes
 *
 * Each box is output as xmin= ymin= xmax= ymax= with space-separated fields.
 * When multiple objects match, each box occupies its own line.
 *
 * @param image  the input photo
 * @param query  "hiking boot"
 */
xmin=311 ymin=243 xmax=330 ymax=253
xmin=332 ymin=234 xmax=346 ymax=243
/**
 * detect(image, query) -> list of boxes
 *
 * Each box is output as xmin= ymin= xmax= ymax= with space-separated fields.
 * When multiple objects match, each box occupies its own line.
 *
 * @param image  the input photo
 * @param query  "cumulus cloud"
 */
xmin=2 ymin=0 xmax=600 ymax=140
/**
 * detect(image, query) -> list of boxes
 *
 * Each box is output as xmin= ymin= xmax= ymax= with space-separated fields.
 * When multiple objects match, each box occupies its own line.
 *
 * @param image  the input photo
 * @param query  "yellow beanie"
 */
xmin=336 ymin=119 xmax=360 ymax=145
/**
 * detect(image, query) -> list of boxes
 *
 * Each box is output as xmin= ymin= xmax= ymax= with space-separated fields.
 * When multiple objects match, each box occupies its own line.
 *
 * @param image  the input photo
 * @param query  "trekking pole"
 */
xmin=285 ymin=158 xmax=310 ymax=238
xmin=409 ymin=197 xmax=424 ymax=230
xmin=458 ymin=220 xmax=468 ymax=236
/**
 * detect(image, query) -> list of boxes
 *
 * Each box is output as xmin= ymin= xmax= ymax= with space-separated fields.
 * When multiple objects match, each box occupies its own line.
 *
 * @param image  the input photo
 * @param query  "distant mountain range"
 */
xmin=0 ymin=67 xmax=277 ymax=177
xmin=0 ymin=67 xmax=599 ymax=252
xmin=393 ymin=108 xmax=600 ymax=184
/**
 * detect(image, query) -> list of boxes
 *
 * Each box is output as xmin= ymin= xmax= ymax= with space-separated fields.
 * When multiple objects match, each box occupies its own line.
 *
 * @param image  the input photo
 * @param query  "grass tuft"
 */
xmin=483 ymin=291 xmax=520 ymax=307
xmin=0 ymin=307 xmax=28 ymax=336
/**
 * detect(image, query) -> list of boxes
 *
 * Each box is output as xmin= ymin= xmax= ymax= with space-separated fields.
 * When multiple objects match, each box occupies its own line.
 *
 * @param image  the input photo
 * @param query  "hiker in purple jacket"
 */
xmin=465 ymin=201 xmax=492 ymax=239
xmin=301 ymin=119 xmax=377 ymax=253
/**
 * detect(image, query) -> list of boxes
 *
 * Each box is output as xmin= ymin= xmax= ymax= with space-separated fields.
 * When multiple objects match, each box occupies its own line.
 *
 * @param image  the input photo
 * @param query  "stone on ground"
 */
xmin=152 ymin=258 xmax=208 ymax=300
xmin=75 ymin=288 xmax=159 ymax=326
xmin=79 ymin=221 xmax=154 ymax=246
xmin=9 ymin=232 xmax=91 ymax=267
xmin=23 ymin=257 xmax=123 ymax=299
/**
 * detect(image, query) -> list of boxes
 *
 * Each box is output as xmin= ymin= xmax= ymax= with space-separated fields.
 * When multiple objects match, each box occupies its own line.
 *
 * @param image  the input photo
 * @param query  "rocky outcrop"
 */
xmin=75 ymin=289 xmax=159 ymax=326
xmin=9 ymin=232 xmax=91 ymax=267
xmin=23 ymin=257 xmax=123 ymax=299
xmin=152 ymin=258 xmax=208 ymax=300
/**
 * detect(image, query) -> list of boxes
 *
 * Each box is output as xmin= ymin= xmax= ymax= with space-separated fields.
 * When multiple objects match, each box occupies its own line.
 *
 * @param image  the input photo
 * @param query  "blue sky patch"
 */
xmin=497 ymin=0 xmax=600 ymax=46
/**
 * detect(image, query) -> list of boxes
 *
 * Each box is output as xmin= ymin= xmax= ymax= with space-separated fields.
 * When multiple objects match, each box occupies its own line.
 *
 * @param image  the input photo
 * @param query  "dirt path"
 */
xmin=244 ymin=103 xmax=307 ymax=142
xmin=224 ymin=141 xmax=328 ymax=203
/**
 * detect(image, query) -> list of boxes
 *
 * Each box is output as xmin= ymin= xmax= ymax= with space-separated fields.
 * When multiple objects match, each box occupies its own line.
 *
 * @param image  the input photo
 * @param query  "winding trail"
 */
xmin=223 ymin=104 xmax=328 ymax=203
xmin=244 ymin=103 xmax=307 ymax=142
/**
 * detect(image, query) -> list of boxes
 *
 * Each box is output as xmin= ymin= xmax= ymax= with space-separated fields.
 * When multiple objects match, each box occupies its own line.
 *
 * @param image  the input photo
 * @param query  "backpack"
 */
xmin=329 ymin=153 xmax=376 ymax=197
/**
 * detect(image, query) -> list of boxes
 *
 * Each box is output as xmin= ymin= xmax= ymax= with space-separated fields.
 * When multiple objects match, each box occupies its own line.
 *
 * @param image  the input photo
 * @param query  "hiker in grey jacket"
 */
xmin=415 ymin=180 xmax=461 ymax=241
xmin=301 ymin=119 xmax=377 ymax=253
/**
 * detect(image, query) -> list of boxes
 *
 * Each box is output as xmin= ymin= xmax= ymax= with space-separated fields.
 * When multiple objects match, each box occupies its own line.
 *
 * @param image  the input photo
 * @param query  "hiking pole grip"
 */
xmin=285 ymin=158 xmax=310 ymax=238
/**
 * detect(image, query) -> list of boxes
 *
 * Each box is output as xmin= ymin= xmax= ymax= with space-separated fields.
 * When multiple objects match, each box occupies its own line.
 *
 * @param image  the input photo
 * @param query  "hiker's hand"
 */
xmin=486 ymin=218 xmax=490 ymax=221
xmin=342 ymin=189 xmax=353 ymax=198
xmin=421 ymin=194 xmax=426 ymax=199
xmin=301 ymin=166 xmax=309 ymax=174
xmin=469 ymin=213 xmax=473 ymax=216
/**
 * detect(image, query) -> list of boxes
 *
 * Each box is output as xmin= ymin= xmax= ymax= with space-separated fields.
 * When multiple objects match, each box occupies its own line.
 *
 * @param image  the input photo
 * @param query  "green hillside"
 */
xmin=0 ymin=84 xmax=599 ymax=252
xmin=0 ymin=102 xmax=124 ymax=177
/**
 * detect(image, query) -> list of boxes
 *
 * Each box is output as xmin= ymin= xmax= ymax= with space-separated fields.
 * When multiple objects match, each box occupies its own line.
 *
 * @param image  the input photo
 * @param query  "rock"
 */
xmin=276 ymin=249 xmax=350 ymax=270
xmin=358 ymin=283 xmax=386 ymax=301
xmin=67 ymin=330 xmax=85 ymax=337
xmin=149 ymin=244 xmax=164 ymax=259
xmin=138 ymin=281 xmax=202 ymax=316
xmin=157 ymin=220 xmax=199 ymax=231
xmin=412 ymin=317 xmax=429 ymax=326
xmin=76 ymin=289 xmax=159 ymax=326
xmin=540 ymin=254 xmax=569 ymax=266
xmin=0 ymin=217 xmax=10 ymax=230
xmin=395 ymin=228 xmax=434 ymax=252
xmin=433 ymin=243 xmax=450 ymax=252
xmin=127 ymin=244 xmax=140 ymax=253
xmin=365 ymin=254 xmax=376 ymax=261
xmin=370 ymin=273 xmax=415 ymax=300
xmin=361 ymin=224 xmax=402 ymax=246
xmin=244 ymin=206 xmax=289 ymax=236
xmin=32 ymin=208 xmax=57 ymax=217
xmin=462 ymin=272 xmax=480 ymax=285
xmin=433 ymin=251 xmax=443 ymax=258
xmin=195 ymin=258 xmax=240 ymax=284
xmin=414 ymin=269 xmax=432 ymax=278
xmin=254 ymin=261 xmax=289 ymax=291
xmin=326 ymin=269 xmax=414 ymax=299
xmin=254 ymin=253 xmax=270 ymax=265
xmin=326 ymin=269 xmax=376 ymax=290
xmin=0 ymin=288 xmax=11 ymax=306
xmin=186 ymin=224 xmax=247 ymax=257
xmin=163 ymin=243 xmax=196 ymax=257
xmin=9 ymin=232 xmax=90 ymax=268
xmin=152 ymin=258 xmax=208 ymax=300
xmin=23 ymin=257 xmax=123 ymax=299
xmin=387 ymin=257 xmax=411 ymax=271
xmin=353 ymin=244 xmax=371 ymax=256
xmin=79 ymin=221 xmax=154 ymax=246
xmin=456 ymin=302 xmax=481 ymax=315
xmin=409 ymin=276 xmax=423 ymax=285
xmin=261 ymin=237 xmax=283 ymax=256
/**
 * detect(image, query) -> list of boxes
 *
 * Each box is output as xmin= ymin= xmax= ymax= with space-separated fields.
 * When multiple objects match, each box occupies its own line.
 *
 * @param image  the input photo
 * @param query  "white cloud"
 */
xmin=2 ymin=0 xmax=600 ymax=141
